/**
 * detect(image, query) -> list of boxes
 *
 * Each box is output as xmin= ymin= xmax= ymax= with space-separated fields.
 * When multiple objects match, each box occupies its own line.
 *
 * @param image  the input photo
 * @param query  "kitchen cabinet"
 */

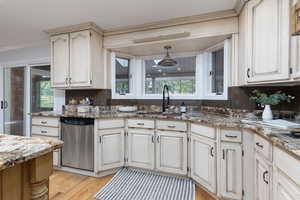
xmin=191 ymin=134 xmax=216 ymax=193
xmin=50 ymin=29 xmax=107 ymax=89
xmin=254 ymin=153 xmax=272 ymax=200
xmin=156 ymin=130 xmax=187 ymax=175
xmin=97 ymin=129 xmax=125 ymax=171
xmin=127 ymin=129 xmax=155 ymax=170
xmin=220 ymin=142 xmax=242 ymax=200
xmin=237 ymin=0 xmax=290 ymax=84
xmin=50 ymin=34 xmax=69 ymax=88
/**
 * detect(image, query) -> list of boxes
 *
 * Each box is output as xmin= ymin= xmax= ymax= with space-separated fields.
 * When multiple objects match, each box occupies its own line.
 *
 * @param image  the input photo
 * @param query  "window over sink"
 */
xmin=111 ymin=39 xmax=231 ymax=100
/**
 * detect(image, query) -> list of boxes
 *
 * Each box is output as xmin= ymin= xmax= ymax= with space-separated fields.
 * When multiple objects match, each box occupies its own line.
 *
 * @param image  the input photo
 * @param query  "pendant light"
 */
xmin=158 ymin=46 xmax=178 ymax=67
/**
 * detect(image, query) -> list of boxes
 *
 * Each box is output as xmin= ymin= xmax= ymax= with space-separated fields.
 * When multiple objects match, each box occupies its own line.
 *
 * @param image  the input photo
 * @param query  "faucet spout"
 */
xmin=162 ymin=85 xmax=170 ymax=113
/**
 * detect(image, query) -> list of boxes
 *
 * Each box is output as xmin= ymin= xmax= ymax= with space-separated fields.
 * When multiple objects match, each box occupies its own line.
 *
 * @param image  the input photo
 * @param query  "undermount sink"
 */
xmin=136 ymin=111 xmax=181 ymax=117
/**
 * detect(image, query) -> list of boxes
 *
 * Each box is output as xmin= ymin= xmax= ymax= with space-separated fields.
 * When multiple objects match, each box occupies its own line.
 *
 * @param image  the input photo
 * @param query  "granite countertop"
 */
xmin=31 ymin=111 xmax=300 ymax=160
xmin=0 ymin=135 xmax=63 ymax=171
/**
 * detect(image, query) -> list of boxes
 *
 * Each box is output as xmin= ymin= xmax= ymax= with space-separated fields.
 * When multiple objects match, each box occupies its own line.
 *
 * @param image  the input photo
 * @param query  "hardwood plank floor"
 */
xmin=49 ymin=170 xmax=216 ymax=200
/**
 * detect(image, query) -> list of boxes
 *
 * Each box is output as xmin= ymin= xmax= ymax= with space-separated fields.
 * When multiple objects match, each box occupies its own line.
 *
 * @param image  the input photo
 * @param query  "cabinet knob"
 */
xmin=256 ymin=142 xmax=264 ymax=149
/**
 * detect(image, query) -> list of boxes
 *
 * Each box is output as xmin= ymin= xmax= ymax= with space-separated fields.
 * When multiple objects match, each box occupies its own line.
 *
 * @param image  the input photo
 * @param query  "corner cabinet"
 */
xmin=156 ymin=131 xmax=187 ymax=175
xmin=50 ymin=30 xmax=108 ymax=89
xmin=246 ymin=0 xmax=290 ymax=83
xmin=220 ymin=142 xmax=243 ymax=200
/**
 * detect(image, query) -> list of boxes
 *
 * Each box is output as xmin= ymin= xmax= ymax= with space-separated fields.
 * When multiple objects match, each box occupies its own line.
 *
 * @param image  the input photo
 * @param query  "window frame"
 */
xmin=111 ymin=39 xmax=231 ymax=100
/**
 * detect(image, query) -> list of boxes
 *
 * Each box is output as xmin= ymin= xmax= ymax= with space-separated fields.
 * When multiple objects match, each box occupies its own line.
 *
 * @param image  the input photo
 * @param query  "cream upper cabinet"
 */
xmin=127 ymin=129 xmax=155 ymax=170
xmin=50 ymin=34 xmax=69 ymax=88
xmin=255 ymin=153 xmax=272 ymax=200
xmin=191 ymin=134 xmax=216 ymax=193
xmin=220 ymin=142 xmax=243 ymax=200
xmin=50 ymin=29 xmax=107 ymax=89
xmin=156 ymin=131 xmax=187 ymax=175
xmin=240 ymin=0 xmax=290 ymax=83
xmin=69 ymin=30 xmax=92 ymax=87
xmin=291 ymin=36 xmax=300 ymax=79
xmin=97 ymin=129 xmax=125 ymax=171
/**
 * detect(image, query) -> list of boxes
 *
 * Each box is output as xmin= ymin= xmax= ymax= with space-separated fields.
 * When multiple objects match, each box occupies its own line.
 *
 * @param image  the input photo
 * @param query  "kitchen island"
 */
xmin=0 ymin=135 xmax=63 ymax=200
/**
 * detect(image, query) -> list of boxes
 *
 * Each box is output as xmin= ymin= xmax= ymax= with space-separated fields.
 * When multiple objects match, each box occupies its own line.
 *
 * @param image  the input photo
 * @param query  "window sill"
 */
xmin=112 ymin=94 xmax=228 ymax=100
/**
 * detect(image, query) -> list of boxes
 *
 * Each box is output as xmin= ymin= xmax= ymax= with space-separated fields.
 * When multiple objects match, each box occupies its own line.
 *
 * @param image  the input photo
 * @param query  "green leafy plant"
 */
xmin=250 ymin=90 xmax=295 ymax=106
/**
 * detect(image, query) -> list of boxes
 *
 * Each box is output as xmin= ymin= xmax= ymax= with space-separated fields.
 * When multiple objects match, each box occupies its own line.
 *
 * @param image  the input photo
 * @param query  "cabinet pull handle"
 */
xmin=65 ymin=77 xmax=68 ymax=85
xmin=256 ymin=142 xmax=264 ymax=149
xmin=263 ymin=171 xmax=269 ymax=184
xmin=41 ymin=121 xmax=47 ymax=124
xmin=137 ymin=123 xmax=144 ymax=126
xmin=210 ymin=147 xmax=214 ymax=157
xmin=152 ymin=135 xmax=155 ymax=143
xmin=222 ymin=149 xmax=225 ymax=160
xmin=168 ymin=125 xmax=176 ymax=128
xmin=247 ymin=68 xmax=250 ymax=78
xmin=99 ymin=136 xmax=102 ymax=144
xmin=69 ymin=77 xmax=72 ymax=84
xmin=157 ymin=136 xmax=160 ymax=143
xmin=41 ymin=130 xmax=47 ymax=133
xmin=225 ymin=135 xmax=238 ymax=138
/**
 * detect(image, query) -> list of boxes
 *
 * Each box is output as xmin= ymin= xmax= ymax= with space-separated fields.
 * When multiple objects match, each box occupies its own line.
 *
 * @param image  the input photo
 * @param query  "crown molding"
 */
xmin=234 ymin=0 xmax=249 ymax=14
xmin=44 ymin=22 xmax=104 ymax=36
xmin=103 ymin=9 xmax=238 ymax=36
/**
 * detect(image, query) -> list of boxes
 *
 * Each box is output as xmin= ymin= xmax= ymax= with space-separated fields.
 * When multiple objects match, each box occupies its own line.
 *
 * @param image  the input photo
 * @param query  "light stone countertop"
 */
xmin=0 ymin=135 xmax=63 ymax=171
xmin=31 ymin=111 xmax=300 ymax=160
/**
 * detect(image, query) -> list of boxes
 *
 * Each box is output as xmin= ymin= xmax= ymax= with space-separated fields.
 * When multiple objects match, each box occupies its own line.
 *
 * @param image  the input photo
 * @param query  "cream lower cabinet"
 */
xmin=97 ymin=129 xmax=125 ymax=171
xmin=254 ymin=153 xmax=272 ymax=200
xmin=127 ymin=129 xmax=155 ymax=170
xmin=220 ymin=142 xmax=243 ymax=200
xmin=156 ymin=130 xmax=187 ymax=175
xmin=190 ymin=134 xmax=216 ymax=193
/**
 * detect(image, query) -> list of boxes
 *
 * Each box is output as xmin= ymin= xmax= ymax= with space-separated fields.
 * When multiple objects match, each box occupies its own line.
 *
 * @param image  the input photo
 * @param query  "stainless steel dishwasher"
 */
xmin=61 ymin=117 xmax=94 ymax=171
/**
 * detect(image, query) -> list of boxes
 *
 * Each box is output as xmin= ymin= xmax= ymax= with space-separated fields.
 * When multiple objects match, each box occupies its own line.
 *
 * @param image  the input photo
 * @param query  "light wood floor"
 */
xmin=49 ymin=170 xmax=216 ymax=200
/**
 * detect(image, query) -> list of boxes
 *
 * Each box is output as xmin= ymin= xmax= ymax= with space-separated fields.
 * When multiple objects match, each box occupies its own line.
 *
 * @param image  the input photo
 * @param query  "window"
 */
xmin=115 ymin=57 xmax=130 ymax=95
xmin=144 ymin=57 xmax=196 ymax=96
xmin=39 ymin=80 xmax=53 ymax=108
xmin=111 ymin=39 xmax=231 ymax=100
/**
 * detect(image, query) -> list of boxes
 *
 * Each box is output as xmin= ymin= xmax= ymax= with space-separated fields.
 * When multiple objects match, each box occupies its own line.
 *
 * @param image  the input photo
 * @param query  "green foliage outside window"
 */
xmin=39 ymin=81 xmax=53 ymax=108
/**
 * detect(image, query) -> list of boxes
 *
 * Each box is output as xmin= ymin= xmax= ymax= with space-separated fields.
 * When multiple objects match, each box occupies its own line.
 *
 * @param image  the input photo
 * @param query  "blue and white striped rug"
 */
xmin=94 ymin=168 xmax=195 ymax=200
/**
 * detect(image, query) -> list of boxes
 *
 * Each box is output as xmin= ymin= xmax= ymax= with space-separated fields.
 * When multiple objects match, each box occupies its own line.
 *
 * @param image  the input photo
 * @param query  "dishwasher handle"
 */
xmin=60 ymin=117 xmax=94 ymax=125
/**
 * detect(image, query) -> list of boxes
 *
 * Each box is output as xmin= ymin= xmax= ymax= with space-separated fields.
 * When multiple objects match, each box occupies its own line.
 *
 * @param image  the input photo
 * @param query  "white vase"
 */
xmin=262 ymin=105 xmax=273 ymax=121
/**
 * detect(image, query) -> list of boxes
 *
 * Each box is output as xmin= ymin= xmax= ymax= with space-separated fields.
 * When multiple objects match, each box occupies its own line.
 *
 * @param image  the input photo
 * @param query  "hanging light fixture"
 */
xmin=158 ymin=46 xmax=178 ymax=67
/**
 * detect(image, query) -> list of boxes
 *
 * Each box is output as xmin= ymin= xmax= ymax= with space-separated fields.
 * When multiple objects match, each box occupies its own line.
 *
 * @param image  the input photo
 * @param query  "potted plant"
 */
xmin=250 ymin=90 xmax=295 ymax=121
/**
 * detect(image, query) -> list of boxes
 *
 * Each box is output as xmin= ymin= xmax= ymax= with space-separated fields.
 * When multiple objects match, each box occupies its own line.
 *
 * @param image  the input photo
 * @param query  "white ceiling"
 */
xmin=0 ymin=0 xmax=237 ymax=52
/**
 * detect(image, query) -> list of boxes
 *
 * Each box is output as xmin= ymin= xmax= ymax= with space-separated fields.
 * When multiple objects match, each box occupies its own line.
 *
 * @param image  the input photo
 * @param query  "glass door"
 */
xmin=3 ymin=66 xmax=26 ymax=136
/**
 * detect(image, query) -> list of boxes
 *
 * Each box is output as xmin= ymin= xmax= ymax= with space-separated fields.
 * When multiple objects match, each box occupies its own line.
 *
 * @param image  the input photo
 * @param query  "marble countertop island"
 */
xmin=0 ymin=134 xmax=63 ymax=171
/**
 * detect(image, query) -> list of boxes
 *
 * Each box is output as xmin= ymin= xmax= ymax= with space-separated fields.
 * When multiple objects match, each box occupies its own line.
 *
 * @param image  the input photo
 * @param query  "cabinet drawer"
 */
xmin=254 ymin=135 xmax=272 ymax=161
xmin=97 ymin=119 xmax=124 ymax=130
xmin=221 ymin=129 xmax=242 ymax=143
xmin=32 ymin=117 xmax=59 ymax=127
xmin=32 ymin=126 xmax=59 ymax=137
xmin=191 ymin=124 xmax=215 ymax=139
xmin=157 ymin=120 xmax=187 ymax=132
xmin=127 ymin=119 xmax=154 ymax=129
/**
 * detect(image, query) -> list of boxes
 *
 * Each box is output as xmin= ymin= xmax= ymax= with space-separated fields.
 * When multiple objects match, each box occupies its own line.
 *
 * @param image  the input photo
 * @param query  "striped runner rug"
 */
xmin=94 ymin=168 xmax=195 ymax=200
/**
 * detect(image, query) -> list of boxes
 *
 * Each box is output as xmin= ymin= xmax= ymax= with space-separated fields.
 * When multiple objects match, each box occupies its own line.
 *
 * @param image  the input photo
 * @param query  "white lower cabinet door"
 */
xmin=255 ymin=154 xmax=272 ymax=200
xmin=191 ymin=134 xmax=216 ymax=193
xmin=98 ymin=129 xmax=124 ymax=171
xmin=156 ymin=131 xmax=187 ymax=175
xmin=273 ymin=168 xmax=300 ymax=200
xmin=127 ymin=129 xmax=155 ymax=170
xmin=220 ymin=142 xmax=242 ymax=200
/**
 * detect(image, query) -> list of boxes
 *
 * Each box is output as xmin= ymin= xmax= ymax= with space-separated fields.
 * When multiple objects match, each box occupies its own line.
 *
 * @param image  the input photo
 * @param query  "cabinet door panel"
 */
xmin=255 ymin=154 xmax=272 ymax=200
xmin=191 ymin=134 xmax=216 ymax=193
xmin=274 ymin=168 xmax=300 ymax=200
xmin=69 ymin=30 xmax=91 ymax=87
xmin=247 ymin=0 xmax=290 ymax=82
xmin=128 ymin=129 xmax=155 ymax=170
xmin=220 ymin=143 xmax=242 ymax=199
xmin=156 ymin=131 xmax=187 ymax=175
xmin=51 ymin=34 xmax=69 ymax=87
xmin=99 ymin=129 xmax=124 ymax=171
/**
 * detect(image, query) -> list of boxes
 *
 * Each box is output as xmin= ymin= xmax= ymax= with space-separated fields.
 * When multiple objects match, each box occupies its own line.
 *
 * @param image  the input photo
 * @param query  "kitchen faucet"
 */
xmin=162 ymin=85 xmax=170 ymax=113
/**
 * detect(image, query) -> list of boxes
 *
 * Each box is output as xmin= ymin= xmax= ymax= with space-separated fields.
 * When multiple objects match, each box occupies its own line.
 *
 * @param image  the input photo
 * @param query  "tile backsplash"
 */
xmin=65 ymin=86 xmax=300 ymax=112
